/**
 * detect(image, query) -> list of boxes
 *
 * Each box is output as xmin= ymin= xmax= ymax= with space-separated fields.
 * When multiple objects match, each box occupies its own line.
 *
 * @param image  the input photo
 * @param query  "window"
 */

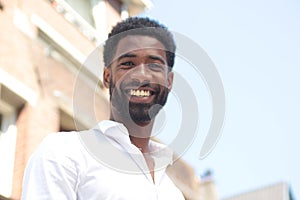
xmin=0 ymin=114 xmax=2 ymax=132
xmin=0 ymin=84 xmax=24 ymax=198
xmin=59 ymin=108 xmax=87 ymax=132
xmin=0 ymin=99 xmax=17 ymax=197
xmin=48 ymin=0 xmax=98 ymax=41
xmin=64 ymin=0 xmax=94 ymax=25
xmin=0 ymin=100 xmax=16 ymax=134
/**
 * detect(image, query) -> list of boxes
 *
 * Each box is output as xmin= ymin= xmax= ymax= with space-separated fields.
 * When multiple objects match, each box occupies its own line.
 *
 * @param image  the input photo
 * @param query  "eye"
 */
xmin=121 ymin=61 xmax=135 ymax=67
xmin=118 ymin=61 xmax=135 ymax=70
xmin=148 ymin=63 xmax=164 ymax=71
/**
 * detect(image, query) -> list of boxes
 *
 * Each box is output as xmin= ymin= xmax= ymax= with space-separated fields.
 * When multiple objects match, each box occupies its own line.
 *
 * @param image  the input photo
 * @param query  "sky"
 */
xmin=140 ymin=0 xmax=300 ymax=199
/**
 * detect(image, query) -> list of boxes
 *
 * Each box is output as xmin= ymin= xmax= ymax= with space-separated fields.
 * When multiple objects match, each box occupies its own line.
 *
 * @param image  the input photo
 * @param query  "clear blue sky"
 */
xmin=141 ymin=0 xmax=300 ymax=198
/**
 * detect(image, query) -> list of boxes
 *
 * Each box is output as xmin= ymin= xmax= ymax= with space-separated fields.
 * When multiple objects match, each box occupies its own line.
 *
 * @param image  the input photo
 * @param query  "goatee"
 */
xmin=109 ymin=78 xmax=169 ymax=123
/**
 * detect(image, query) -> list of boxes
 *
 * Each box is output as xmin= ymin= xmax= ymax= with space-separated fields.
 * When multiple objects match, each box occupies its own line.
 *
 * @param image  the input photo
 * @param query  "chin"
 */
xmin=129 ymin=104 xmax=162 ymax=124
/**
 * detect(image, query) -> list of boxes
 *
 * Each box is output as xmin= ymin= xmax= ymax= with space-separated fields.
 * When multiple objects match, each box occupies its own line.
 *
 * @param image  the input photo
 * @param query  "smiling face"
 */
xmin=103 ymin=35 xmax=174 ymax=124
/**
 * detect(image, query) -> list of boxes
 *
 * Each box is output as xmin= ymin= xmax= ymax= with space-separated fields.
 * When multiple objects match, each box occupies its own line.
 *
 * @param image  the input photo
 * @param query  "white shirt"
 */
xmin=21 ymin=120 xmax=185 ymax=200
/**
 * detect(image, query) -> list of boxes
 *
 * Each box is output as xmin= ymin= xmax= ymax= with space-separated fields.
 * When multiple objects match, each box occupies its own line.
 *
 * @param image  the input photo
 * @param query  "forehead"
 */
xmin=113 ymin=35 xmax=166 ymax=59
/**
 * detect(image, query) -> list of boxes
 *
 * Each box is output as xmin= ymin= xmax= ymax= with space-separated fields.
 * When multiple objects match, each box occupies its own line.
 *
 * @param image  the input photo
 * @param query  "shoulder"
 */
xmin=31 ymin=130 xmax=92 ymax=164
xmin=38 ymin=131 xmax=79 ymax=153
xmin=22 ymin=131 xmax=87 ymax=199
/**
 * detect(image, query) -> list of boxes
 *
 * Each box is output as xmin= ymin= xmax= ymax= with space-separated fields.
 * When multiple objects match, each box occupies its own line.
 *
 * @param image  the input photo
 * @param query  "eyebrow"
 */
xmin=117 ymin=53 xmax=166 ymax=65
xmin=117 ymin=53 xmax=136 ymax=62
xmin=148 ymin=55 xmax=166 ymax=65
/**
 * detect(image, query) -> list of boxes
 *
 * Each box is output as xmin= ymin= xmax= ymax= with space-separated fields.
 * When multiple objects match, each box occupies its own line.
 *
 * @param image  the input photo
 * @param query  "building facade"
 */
xmin=222 ymin=182 xmax=294 ymax=200
xmin=0 ymin=0 xmax=218 ymax=199
xmin=0 ymin=0 xmax=153 ymax=199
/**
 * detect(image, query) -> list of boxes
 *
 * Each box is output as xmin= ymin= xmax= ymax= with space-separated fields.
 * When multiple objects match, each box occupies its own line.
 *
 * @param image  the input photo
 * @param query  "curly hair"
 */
xmin=103 ymin=17 xmax=176 ymax=70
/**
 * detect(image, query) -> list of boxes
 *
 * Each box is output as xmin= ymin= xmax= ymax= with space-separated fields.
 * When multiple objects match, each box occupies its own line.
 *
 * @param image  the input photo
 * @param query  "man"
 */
xmin=21 ymin=17 xmax=185 ymax=199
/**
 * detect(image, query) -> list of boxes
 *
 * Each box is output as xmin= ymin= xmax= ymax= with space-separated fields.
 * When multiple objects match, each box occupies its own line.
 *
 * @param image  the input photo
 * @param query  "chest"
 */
xmin=77 ymin=166 xmax=184 ymax=200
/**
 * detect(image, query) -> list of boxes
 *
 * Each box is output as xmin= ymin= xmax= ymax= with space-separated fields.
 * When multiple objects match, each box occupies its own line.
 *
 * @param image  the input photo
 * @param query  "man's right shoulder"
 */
xmin=32 ymin=130 xmax=91 ymax=162
xmin=39 ymin=131 xmax=79 ymax=149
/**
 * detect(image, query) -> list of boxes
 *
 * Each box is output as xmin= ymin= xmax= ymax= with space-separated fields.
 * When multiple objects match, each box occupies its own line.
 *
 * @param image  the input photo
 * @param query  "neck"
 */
xmin=109 ymin=112 xmax=154 ymax=153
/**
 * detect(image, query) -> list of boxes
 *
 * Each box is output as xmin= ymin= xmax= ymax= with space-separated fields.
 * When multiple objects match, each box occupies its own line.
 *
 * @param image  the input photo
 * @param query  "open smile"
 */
xmin=129 ymin=89 xmax=152 ymax=97
xmin=124 ymin=88 xmax=156 ymax=103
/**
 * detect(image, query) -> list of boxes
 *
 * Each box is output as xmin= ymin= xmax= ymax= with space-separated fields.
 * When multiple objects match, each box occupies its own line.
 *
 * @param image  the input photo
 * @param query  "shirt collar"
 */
xmin=97 ymin=120 xmax=128 ymax=135
xmin=94 ymin=120 xmax=174 ymax=167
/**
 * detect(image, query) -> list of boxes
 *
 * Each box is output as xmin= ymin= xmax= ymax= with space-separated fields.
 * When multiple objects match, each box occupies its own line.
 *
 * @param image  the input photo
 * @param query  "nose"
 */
xmin=130 ymin=64 xmax=152 ymax=82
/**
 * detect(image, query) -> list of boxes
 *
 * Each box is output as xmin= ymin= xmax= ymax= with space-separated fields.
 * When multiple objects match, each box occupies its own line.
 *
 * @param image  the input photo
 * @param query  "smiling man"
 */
xmin=105 ymin=34 xmax=172 ymax=124
xmin=21 ymin=17 xmax=185 ymax=199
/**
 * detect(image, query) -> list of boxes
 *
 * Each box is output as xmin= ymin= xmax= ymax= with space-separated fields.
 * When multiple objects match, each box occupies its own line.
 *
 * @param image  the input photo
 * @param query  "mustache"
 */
xmin=121 ymin=80 xmax=161 ymax=90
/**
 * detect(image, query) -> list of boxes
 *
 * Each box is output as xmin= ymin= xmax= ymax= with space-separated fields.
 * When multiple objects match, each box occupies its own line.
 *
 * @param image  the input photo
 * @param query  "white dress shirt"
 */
xmin=21 ymin=120 xmax=185 ymax=200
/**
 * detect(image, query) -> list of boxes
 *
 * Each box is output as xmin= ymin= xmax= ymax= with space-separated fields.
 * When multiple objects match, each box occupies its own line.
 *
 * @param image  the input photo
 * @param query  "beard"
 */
xmin=109 ymin=77 xmax=169 ymax=123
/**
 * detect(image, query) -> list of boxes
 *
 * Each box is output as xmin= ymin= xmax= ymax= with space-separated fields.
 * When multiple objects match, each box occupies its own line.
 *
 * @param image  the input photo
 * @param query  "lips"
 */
xmin=124 ymin=86 xmax=157 ymax=104
xmin=129 ymin=89 xmax=151 ymax=97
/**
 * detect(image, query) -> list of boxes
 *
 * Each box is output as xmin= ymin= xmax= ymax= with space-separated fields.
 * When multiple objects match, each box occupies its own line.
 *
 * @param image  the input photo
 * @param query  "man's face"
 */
xmin=103 ymin=35 xmax=174 ymax=124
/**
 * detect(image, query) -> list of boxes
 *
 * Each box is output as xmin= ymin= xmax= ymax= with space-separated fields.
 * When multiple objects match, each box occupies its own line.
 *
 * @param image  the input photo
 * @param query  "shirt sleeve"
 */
xmin=21 ymin=134 xmax=79 ymax=200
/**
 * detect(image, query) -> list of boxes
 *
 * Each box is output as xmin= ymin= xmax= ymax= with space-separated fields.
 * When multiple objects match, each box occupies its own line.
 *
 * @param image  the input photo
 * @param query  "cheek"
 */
xmin=110 ymin=71 xmax=130 ymax=94
xmin=160 ymin=73 xmax=170 ymax=86
xmin=113 ymin=70 xmax=130 ymax=83
xmin=109 ymin=70 xmax=123 ymax=88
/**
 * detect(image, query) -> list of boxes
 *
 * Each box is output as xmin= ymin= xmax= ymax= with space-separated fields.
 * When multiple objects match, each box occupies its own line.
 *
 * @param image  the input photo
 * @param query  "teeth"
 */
xmin=130 ymin=89 xmax=151 ymax=97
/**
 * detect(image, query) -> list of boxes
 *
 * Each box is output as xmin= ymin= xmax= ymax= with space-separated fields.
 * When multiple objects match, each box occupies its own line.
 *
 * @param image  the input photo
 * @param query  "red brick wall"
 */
xmin=106 ymin=0 xmax=122 ymax=33
xmin=0 ymin=0 xmax=110 ymax=199
xmin=21 ymin=0 xmax=96 ymax=56
xmin=12 ymin=98 xmax=59 ymax=199
xmin=0 ymin=0 xmax=39 ymax=91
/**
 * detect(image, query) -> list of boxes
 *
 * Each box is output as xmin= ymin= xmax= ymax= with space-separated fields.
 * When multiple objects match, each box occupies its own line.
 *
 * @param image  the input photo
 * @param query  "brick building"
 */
xmin=0 ymin=0 xmax=152 ymax=198
xmin=0 ymin=0 xmax=218 ymax=199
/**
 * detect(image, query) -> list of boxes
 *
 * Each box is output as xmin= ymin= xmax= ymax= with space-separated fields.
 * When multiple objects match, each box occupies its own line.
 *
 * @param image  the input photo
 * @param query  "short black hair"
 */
xmin=103 ymin=17 xmax=176 ymax=70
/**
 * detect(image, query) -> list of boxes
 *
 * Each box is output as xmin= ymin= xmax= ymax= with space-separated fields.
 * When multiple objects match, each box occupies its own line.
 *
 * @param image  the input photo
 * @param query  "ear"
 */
xmin=103 ymin=67 xmax=111 ymax=88
xmin=167 ymin=71 xmax=174 ymax=91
